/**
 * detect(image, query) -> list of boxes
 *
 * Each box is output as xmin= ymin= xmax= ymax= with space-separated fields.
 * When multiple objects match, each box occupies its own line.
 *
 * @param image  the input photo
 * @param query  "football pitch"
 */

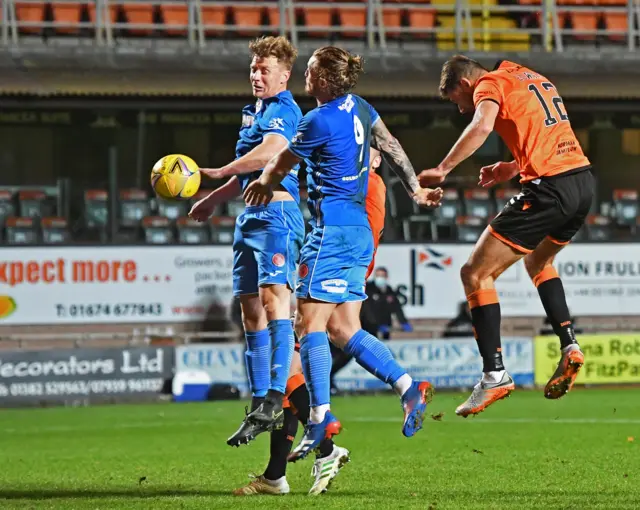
xmin=0 ymin=389 xmax=639 ymax=510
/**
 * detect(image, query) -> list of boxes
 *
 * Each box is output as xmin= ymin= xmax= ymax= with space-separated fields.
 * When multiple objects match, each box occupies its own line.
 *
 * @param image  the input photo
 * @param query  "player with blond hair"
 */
xmin=244 ymin=46 xmax=443 ymax=457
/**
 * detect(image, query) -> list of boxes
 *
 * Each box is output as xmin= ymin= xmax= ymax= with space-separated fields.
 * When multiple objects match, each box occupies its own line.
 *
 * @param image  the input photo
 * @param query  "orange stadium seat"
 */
xmin=88 ymin=3 xmax=118 ymax=27
xmin=41 ymin=217 xmax=71 ymax=244
xmin=302 ymin=2 xmax=334 ymax=37
xmin=600 ymin=0 xmax=628 ymax=41
xmin=558 ymin=0 xmax=598 ymax=40
xmin=5 ymin=217 xmax=39 ymax=245
xmin=200 ymin=4 xmax=227 ymax=36
xmin=266 ymin=4 xmax=283 ymax=34
xmin=232 ymin=4 xmax=263 ymax=37
xmin=382 ymin=1 xmax=403 ymax=39
xmin=51 ymin=2 xmax=83 ymax=34
xmin=122 ymin=2 xmax=155 ymax=35
xmin=160 ymin=3 xmax=189 ymax=36
xmin=336 ymin=0 xmax=367 ymax=38
xmin=406 ymin=0 xmax=436 ymax=38
xmin=15 ymin=2 xmax=46 ymax=34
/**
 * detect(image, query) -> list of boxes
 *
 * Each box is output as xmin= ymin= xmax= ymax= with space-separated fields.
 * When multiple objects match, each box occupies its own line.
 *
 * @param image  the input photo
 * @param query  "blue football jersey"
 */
xmin=288 ymin=94 xmax=380 ymax=226
xmin=235 ymin=90 xmax=302 ymax=202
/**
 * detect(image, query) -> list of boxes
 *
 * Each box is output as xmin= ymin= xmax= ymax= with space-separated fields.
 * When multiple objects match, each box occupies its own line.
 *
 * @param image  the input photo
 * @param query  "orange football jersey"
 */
xmin=365 ymin=172 xmax=386 ymax=279
xmin=473 ymin=60 xmax=590 ymax=182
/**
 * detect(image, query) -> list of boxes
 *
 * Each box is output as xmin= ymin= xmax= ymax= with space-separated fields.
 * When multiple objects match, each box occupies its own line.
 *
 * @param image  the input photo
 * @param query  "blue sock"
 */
xmin=344 ymin=329 xmax=406 ymax=386
xmin=299 ymin=332 xmax=332 ymax=407
xmin=244 ymin=329 xmax=270 ymax=398
xmin=268 ymin=319 xmax=295 ymax=394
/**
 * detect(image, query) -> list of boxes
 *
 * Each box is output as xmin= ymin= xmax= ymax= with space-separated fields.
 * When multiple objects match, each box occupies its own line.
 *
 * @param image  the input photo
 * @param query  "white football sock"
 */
xmin=394 ymin=373 xmax=413 ymax=397
xmin=482 ymin=370 xmax=506 ymax=384
xmin=310 ymin=404 xmax=330 ymax=424
xmin=562 ymin=343 xmax=580 ymax=353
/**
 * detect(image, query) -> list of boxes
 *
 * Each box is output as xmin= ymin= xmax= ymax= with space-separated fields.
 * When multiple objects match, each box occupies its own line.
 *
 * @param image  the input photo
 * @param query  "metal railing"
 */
xmin=1 ymin=0 xmax=638 ymax=53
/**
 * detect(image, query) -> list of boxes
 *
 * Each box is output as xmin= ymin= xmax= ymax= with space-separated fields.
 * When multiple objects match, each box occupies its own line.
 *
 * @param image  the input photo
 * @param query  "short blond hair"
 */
xmin=312 ymin=46 xmax=364 ymax=98
xmin=249 ymin=36 xmax=298 ymax=70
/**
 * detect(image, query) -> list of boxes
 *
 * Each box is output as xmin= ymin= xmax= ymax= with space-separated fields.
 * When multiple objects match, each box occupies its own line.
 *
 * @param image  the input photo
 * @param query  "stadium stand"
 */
xmin=1 ymin=0 xmax=638 ymax=50
xmin=0 ymin=182 xmax=636 ymax=244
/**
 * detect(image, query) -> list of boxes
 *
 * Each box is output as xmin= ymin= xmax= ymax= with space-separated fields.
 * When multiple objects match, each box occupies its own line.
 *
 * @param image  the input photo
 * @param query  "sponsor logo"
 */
xmin=268 ymin=117 xmax=285 ymax=131
xmin=417 ymin=248 xmax=453 ymax=271
xmin=396 ymin=247 xmax=454 ymax=307
xmin=0 ymin=296 xmax=16 ymax=319
xmin=272 ymin=253 xmax=286 ymax=267
xmin=321 ymin=279 xmax=348 ymax=294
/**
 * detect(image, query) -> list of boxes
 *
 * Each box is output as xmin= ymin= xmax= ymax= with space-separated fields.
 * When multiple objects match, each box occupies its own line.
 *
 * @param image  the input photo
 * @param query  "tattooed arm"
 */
xmin=371 ymin=119 xmax=420 ymax=194
xmin=371 ymin=119 xmax=442 ymax=207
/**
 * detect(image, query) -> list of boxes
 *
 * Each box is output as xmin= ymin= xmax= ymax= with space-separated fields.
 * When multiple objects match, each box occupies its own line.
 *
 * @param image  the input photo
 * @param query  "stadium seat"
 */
xmin=0 ymin=190 xmax=16 ymax=226
xmin=143 ymin=216 xmax=175 ymax=244
xmin=200 ymin=4 xmax=227 ymax=36
xmin=157 ymin=198 xmax=189 ymax=220
xmin=87 ymin=2 xmax=118 ymax=30
xmin=559 ymin=0 xmax=598 ymax=41
xmin=463 ymin=189 xmax=494 ymax=219
xmin=51 ymin=2 xmax=84 ymax=34
xmin=387 ymin=177 xmax=436 ymax=241
xmin=381 ymin=1 xmax=403 ymax=39
xmin=119 ymin=189 xmax=150 ymax=228
xmin=336 ymin=0 xmax=367 ymax=38
xmin=227 ymin=198 xmax=245 ymax=218
xmin=406 ymin=0 xmax=436 ymax=39
xmin=232 ymin=3 xmax=264 ymax=37
xmin=159 ymin=3 xmax=190 ymax=36
xmin=601 ymin=0 xmax=628 ymax=42
xmin=584 ymin=214 xmax=613 ymax=241
xmin=41 ymin=217 xmax=71 ymax=244
xmin=434 ymin=188 xmax=461 ymax=225
xmin=210 ymin=216 xmax=236 ymax=244
xmin=456 ymin=216 xmax=485 ymax=242
xmin=15 ymin=2 xmax=46 ymax=34
xmin=177 ymin=217 xmax=210 ymax=244
xmin=19 ymin=190 xmax=55 ymax=219
xmin=494 ymin=188 xmax=520 ymax=212
xmin=5 ymin=217 xmax=39 ymax=245
xmin=266 ymin=4 xmax=285 ymax=34
xmin=122 ymin=2 xmax=155 ymax=35
xmin=84 ymin=189 xmax=108 ymax=229
xmin=612 ymin=189 xmax=638 ymax=226
xmin=300 ymin=1 xmax=334 ymax=37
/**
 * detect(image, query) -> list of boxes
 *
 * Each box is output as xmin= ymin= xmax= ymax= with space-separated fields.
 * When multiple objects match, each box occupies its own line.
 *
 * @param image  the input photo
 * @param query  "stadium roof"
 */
xmin=1 ymin=42 xmax=639 ymax=99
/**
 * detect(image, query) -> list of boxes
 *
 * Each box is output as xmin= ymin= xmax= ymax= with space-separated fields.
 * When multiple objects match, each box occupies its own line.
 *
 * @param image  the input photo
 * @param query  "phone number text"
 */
xmin=55 ymin=303 xmax=163 ymax=318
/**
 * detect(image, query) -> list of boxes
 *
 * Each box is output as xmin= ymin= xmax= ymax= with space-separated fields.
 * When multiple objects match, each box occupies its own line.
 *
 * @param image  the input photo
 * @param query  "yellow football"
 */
xmin=151 ymin=154 xmax=201 ymax=200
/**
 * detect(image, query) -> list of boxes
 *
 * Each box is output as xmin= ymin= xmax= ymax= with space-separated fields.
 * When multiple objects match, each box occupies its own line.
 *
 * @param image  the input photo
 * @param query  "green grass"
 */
xmin=1 ymin=389 xmax=639 ymax=509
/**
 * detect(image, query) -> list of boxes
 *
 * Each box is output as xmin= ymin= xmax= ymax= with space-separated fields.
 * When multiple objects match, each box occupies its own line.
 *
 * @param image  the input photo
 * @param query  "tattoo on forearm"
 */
xmin=372 ymin=120 xmax=420 ymax=193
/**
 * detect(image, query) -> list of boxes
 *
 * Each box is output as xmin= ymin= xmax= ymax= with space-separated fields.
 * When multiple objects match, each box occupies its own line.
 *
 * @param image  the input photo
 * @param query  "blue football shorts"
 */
xmin=296 ymin=225 xmax=374 ymax=303
xmin=232 ymin=200 xmax=305 ymax=296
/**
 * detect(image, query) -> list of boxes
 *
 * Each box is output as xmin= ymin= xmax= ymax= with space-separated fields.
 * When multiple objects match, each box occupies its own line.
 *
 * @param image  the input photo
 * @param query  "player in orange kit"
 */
xmin=419 ymin=56 xmax=593 ymax=417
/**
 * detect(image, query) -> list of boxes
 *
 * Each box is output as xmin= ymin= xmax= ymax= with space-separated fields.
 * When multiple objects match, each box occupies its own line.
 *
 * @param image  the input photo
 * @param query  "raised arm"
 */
xmin=371 ymin=119 xmax=420 ymax=195
xmin=200 ymin=135 xmax=289 ymax=179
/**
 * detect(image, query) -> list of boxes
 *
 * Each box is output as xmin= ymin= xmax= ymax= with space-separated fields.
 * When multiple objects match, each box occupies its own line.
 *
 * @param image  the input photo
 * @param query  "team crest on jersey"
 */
xmin=268 ymin=117 xmax=285 ymax=131
xmin=299 ymin=264 xmax=309 ymax=278
xmin=272 ymin=253 xmax=286 ymax=267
